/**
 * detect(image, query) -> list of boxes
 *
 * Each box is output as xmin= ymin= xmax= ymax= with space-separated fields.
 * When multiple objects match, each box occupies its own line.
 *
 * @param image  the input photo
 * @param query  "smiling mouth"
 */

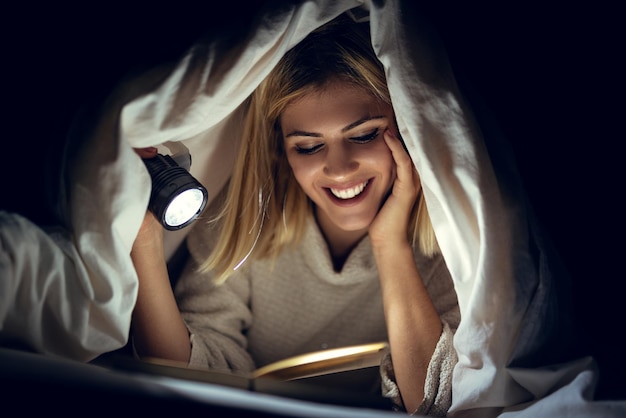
xmin=329 ymin=180 xmax=369 ymax=200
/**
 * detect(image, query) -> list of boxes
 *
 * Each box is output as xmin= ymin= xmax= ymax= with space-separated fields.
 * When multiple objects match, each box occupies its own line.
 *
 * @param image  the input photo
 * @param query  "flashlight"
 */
xmin=143 ymin=153 xmax=208 ymax=230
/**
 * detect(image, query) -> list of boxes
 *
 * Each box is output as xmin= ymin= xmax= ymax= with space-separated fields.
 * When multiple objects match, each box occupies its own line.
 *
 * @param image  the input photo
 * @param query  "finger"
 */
xmin=135 ymin=147 xmax=159 ymax=159
xmin=384 ymin=129 xmax=410 ymax=158
xmin=384 ymin=130 xmax=416 ymax=183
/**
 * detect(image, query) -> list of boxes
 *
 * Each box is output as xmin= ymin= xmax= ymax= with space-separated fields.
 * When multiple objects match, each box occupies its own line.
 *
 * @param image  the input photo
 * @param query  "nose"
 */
xmin=323 ymin=143 xmax=358 ymax=179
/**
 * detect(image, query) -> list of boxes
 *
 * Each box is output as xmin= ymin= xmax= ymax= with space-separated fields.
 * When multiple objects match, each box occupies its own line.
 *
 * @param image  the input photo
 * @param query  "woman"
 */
xmin=131 ymin=15 xmax=460 ymax=416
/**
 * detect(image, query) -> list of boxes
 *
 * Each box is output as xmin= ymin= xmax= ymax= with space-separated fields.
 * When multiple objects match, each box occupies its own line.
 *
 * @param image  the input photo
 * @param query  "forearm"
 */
xmin=130 ymin=239 xmax=191 ymax=364
xmin=374 ymin=242 xmax=443 ymax=413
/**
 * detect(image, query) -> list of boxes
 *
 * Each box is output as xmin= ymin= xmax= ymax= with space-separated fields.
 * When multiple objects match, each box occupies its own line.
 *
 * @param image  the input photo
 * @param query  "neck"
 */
xmin=314 ymin=209 xmax=367 ymax=272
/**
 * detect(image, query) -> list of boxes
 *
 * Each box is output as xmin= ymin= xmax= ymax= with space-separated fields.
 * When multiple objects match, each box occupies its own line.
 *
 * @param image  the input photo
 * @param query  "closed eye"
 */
xmin=295 ymin=143 xmax=324 ymax=155
xmin=350 ymin=128 xmax=379 ymax=144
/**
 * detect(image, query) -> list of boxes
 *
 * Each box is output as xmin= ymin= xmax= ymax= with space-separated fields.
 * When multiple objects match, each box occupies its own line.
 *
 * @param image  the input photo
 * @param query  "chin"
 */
xmin=335 ymin=217 xmax=375 ymax=234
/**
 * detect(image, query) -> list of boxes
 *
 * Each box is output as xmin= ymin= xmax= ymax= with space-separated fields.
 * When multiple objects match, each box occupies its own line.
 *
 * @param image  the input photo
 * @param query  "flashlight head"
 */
xmin=143 ymin=154 xmax=208 ymax=230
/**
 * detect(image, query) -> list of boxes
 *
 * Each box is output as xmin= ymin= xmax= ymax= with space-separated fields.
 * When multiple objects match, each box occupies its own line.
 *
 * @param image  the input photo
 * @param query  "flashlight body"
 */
xmin=143 ymin=154 xmax=208 ymax=230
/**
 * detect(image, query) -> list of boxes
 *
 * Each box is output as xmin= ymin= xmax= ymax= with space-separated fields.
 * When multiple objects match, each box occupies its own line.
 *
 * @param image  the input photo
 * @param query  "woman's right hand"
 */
xmin=129 ymin=146 xmax=192 ymax=363
xmin=131 ymin=147 xmax=163 ymax=258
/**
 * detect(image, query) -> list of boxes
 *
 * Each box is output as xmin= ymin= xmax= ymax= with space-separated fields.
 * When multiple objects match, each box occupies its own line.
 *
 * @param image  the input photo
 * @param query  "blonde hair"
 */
xmin=201 ymin=15 xmax=439 ymax=284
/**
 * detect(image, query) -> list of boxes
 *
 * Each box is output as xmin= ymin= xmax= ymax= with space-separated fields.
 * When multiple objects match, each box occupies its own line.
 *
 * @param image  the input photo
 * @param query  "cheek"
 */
xmin=286 ymin=154 xmax=317 ymax=187
xmin=363 ymin=142 xmax=395 ymax=173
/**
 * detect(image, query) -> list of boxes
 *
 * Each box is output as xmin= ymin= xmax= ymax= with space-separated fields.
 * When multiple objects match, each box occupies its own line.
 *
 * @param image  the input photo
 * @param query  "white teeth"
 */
xmin=330 ymin=181 xmax=368 ymax=199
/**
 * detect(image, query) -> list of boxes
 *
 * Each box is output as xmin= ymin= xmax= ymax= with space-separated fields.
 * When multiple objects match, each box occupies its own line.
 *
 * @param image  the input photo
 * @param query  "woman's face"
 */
xmin=281 ymin=81 xmax=397 ymax=237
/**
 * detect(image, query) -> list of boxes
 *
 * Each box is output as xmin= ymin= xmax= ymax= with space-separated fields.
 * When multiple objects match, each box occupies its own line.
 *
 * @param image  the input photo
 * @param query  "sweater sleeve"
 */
xmin=174 ymin=255 xmax=256 ymax=373
xmin=171 ymin=186 xmax=257 ymax=373
xmin=381 ymin=323 xmax=456 ymax=416
xmin=380 ymin=254 xmax=461 ymax=416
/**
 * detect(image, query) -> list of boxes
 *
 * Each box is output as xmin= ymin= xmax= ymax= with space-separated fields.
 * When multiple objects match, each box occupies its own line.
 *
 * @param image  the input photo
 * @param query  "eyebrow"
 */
xmin=285 ymin=115 xmax=385 ymax=138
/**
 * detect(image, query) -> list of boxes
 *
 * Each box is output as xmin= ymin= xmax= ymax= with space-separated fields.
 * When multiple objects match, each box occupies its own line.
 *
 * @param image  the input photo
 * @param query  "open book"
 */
xmin=98 ymin=341 xmax=391 ymax=409
xmin=252 ymin=341 xmax=388 ymax=380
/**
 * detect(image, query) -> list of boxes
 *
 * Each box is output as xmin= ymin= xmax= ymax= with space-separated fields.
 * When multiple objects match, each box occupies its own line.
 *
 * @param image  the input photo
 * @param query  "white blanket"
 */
xmin=1 ymin=0 xmax=624 ymax=416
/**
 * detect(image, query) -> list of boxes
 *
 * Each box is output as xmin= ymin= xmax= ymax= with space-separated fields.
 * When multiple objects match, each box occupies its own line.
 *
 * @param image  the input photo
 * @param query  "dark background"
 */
xmin=1 ymin=1 xmax=623 ymax=400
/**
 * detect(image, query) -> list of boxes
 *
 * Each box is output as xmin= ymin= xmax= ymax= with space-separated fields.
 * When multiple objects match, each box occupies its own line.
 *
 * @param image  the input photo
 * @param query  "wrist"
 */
xmin=131 ymin=236 xmax=166 ymax=263
xmin=371 ymin=238 xmax=412 ymax=259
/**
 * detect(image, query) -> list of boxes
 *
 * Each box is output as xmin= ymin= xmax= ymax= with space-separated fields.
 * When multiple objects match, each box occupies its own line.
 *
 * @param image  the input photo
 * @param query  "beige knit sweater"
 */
xmin=174 ymin=195 xmax=460 ymax=416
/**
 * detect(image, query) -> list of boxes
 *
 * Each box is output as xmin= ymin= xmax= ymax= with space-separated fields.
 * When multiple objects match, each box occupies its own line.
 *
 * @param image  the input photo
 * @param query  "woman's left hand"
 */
xmin=369 ymin=129 xmax=421 ymax=248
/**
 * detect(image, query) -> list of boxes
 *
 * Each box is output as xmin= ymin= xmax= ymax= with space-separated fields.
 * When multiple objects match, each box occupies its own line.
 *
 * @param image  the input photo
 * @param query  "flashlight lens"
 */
xmin=164 ymin=188 xmax=206 ymax=227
